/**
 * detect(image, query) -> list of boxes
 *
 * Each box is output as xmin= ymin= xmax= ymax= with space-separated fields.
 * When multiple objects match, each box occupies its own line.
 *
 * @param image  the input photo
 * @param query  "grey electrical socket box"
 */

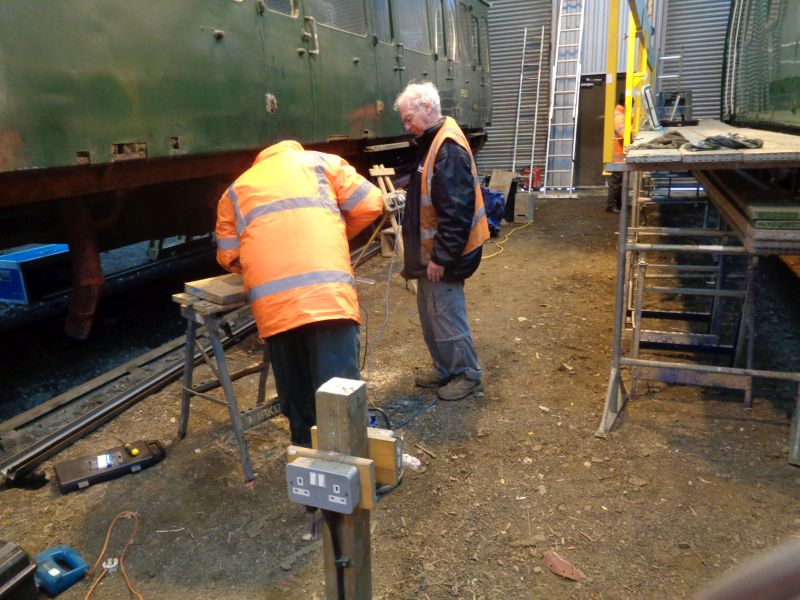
xmin=286 ymin=457 xmax=361 ymax=515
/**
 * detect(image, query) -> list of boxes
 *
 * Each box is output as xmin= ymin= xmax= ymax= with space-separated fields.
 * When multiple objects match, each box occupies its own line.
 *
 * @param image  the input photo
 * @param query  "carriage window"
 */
xmin=479 ymin=17 xmax=490 ymax=69
xmin=456 ymin=2 xmax=470 ymax=64
xmin=306 ymin=0 xmax=367 ymax=35
xmin=267 ymin=0 xmax=296 ymax=15
xmin=470 ymin=16 xmax=479 ymax=64
xmin=397 ymin=0 xmax=430 ymax=53
xmin=444 ymin=0 xmax=457 ymax=60
xmin=435 ymin=3 xmax=446 ymax=58
xmin=371 ymin=0 xmax=392 ymax=43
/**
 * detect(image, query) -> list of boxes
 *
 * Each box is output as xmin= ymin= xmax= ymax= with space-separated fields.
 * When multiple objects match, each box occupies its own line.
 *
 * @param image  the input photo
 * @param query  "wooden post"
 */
xmin=315 ymin=377 xmax=372 ymax=599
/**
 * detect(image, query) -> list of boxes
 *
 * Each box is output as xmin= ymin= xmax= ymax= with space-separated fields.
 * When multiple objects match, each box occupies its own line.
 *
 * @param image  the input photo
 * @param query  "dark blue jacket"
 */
xmin=401 ymin=119 xmax=482 ymax=281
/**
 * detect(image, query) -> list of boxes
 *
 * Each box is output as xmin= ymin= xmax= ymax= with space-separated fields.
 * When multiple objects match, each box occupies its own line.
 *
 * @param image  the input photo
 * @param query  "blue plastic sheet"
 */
xmin=480 ymin=186 xmax=505 ymax=235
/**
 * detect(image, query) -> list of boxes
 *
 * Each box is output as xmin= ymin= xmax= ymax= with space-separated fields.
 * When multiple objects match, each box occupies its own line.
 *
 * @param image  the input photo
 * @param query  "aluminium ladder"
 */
xmin=511 ymin=25 xmax=546 ymax=182
xmin=543 ymin=0 xmax=585 ymax=196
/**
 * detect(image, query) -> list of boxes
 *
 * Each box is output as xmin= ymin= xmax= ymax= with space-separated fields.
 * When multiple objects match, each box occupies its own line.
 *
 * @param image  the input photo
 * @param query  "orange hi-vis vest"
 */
xmin=419 ymin=116 xmax=490 ymax=263
xmin=613 ymin=104 xmax=626 ymax=162
xmin=215 ymin=140 xmax=383 ymax=338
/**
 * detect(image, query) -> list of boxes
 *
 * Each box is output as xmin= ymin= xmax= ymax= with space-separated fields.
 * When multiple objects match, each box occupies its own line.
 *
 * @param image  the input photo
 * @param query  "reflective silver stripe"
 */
xmin=420 ymin=193 xmax=433 ymax=207
xmin=243 ymin=196 xmax=338 ymax=227
xmin=471 ymin=205 xmax=486 ymax=228
xmin=314 ymin=164 xmax=330 ymax=198
xmin=420 ymin=228 xmax=437 ymax=241
xmin=340 ymin=179 xmax=376 ymax=213
xmin=217 ymin=237 xmax=240 ymax=250
xmin=227 ymin=185 xmax=246 ymax=236
xmin=248 ymin=270 xmax=355 ymax=302
xmin=310 ymin=155 xmax=345 ymax=223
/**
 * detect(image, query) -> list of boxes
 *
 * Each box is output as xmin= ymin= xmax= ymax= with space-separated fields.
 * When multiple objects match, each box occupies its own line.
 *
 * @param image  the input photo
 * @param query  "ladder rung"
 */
xmin=558 ymin=43 xmax=580 ymax=47
xmin=553 ymin=90 xmax=575 ymax=94
xmin=560 ymin=12 xmax=583 ymax=18
xmin=548 ymin=137 xmax=573 ymax=142
xmin=555 ymin=58 xmax=579 ymax=62
xmin=548 ymin=153 xmax=573 ymax=157
xmin=554 ymin=74 xmax=578 ymax=78
xmin=559 ymin=28 xmax=581 ymax=33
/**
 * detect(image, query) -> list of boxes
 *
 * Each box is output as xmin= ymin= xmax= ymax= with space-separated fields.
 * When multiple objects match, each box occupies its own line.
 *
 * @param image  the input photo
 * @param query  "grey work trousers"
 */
xmin=417 ymin=278 xmax=482 ymax=382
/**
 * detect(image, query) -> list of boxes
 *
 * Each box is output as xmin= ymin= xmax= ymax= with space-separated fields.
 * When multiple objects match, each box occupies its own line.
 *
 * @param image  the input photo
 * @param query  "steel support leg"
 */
xmin=178 ymin=319 xmax=198 ymax=439
xmin=597 ymin=170 xmax=631 ymax=437
xmin=790 ymin=385 xmax=800 ymax=467
xmin=256 ymin=344 xmax=270 ymax=406
xmin=206 ymin=316 xmax=255 ymax=481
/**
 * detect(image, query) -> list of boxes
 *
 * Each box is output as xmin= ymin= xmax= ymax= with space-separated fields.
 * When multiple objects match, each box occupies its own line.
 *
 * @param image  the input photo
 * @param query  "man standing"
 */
xmin=394 ymin=82 xmax=489 ymax=401
xmin=606 ymin=92 xmax=626 ymax=213
xmin=215 ymin=140 xmax=383 ymax=445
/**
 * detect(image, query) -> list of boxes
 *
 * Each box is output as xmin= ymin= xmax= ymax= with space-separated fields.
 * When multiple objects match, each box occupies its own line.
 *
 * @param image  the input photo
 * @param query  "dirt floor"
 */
xmin=3 ymin=195 xmax=800 ymax=599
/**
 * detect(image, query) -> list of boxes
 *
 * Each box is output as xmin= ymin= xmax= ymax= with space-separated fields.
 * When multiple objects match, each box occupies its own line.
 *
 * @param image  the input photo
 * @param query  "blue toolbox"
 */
xmin=0 ymin=540 xmax=38 ymax=600
xmin=0 ymin=244 xmax=71 ymax=304
xmin=34 ymin=546 xmax=89 ymax=597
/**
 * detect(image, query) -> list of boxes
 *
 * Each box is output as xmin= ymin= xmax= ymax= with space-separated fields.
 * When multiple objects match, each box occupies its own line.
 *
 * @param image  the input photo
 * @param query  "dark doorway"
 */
xmin=574 ymin=74 xmax=626 ymax=188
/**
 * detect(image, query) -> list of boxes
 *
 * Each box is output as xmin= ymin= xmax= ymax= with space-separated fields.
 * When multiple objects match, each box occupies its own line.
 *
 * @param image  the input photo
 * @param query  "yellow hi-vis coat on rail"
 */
xmin=215 ymin=140 xmax=383 ymax=338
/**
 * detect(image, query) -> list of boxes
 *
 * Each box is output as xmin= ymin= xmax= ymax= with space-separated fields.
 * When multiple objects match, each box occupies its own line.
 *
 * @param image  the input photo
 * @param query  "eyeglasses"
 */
xmin=401 ymin=112 xmax=416 ymax=125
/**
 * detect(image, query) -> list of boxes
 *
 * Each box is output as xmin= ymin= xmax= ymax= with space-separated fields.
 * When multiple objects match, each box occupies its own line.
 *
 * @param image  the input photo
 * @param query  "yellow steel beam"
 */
xmin=602 ymin=0 xmax=621 ymax=168
xmin=624 ymin=10 xmax=636 ymax=147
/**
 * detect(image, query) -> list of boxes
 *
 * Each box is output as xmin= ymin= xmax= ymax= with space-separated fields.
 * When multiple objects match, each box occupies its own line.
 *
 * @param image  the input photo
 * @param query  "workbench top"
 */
xmin=621 ymin=119 xmax=800 ymax=170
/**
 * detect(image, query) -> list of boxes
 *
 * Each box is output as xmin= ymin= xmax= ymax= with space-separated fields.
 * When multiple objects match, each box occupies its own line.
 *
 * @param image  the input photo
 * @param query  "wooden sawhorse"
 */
xmin=173 ymin=274 xmax=279 ymax=483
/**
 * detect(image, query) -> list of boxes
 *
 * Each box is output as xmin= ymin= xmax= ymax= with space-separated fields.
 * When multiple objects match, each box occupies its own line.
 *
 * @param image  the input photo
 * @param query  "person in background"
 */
xmin=215 ymin=140 xmax=383 ymax=446
xmin=606 ymin=92 xmax=627 ymax=213
xmin=393 ymin=81 xmax=490 ymax=401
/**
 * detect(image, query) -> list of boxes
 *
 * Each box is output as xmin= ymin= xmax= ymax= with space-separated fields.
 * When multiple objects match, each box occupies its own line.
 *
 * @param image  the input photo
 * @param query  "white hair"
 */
xmin=393 ymin=81 xmax=441 ymax=115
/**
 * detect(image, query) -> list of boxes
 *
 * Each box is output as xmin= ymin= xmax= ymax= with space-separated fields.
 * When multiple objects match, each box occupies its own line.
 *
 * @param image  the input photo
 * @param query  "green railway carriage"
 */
xmin=723 ymin=0 xmax=800 ymax=133
xmin=0 ymin=0 xmax=492 ymax=250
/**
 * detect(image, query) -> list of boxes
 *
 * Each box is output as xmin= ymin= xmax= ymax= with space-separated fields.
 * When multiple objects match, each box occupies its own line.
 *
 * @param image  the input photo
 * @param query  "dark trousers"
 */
xmin=267 ymin=319 xmax=360 ymax=446
xmin=607 ymin=172 xmax=623 ymax=210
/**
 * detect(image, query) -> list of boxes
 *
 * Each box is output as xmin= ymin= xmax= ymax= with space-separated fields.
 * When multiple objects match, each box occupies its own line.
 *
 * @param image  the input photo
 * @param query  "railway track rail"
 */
xmin=0 ymin=242 xmax=382 ymax=486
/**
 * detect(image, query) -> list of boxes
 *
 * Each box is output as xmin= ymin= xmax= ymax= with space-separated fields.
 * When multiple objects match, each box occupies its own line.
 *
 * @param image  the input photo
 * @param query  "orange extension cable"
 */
xmin=84 ymin=511 xmax=144 ymax=600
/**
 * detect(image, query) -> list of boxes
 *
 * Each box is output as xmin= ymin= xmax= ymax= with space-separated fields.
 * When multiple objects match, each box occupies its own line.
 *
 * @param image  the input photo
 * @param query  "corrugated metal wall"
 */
xmin=659 ymin=0 xmax=731 ymax=118
xmin=477 ymin=0 xmax=553 ymax=174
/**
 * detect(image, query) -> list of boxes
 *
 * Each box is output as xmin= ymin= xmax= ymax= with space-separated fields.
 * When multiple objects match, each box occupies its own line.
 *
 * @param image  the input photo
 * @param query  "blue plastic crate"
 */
xmin=0 ymin=244 xmax=70 ymax=304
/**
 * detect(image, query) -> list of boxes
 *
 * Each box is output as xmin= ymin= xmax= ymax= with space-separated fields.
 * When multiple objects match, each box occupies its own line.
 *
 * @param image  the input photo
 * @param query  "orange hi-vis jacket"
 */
xmin=215 ymin=140 xmax=383 ymax=338
xmin=419 ymin=116 xmax=489 ymax=263
xmin=613 ymin=104 xmax=626 ymax=162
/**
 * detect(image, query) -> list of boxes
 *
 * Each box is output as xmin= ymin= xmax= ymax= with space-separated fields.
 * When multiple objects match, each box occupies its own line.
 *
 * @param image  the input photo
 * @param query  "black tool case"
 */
xmin=0 ymin=541 xmax=38 ymax=600
xmin=54 ymin=440 xmax=166 ymax=493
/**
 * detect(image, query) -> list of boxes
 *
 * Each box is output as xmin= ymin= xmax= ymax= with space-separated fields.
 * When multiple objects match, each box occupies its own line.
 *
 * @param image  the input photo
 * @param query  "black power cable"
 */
xmin=323 ymin=510 xmax=350 ymax=600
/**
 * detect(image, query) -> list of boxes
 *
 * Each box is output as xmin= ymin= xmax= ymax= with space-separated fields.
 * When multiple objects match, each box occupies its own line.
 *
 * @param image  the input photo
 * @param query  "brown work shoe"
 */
xmin=437 ymin=375 xmax=482 ymax=401
xmin=414 ymin=369 xmax=451 ymax=388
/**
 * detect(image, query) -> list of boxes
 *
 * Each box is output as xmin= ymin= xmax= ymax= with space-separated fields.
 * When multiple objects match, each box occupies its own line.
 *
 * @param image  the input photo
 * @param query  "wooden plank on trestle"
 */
xmin=185 ymin=273 xmax=246 ymax=305
xmin=488 ymin=169 xmax=515 ymax=200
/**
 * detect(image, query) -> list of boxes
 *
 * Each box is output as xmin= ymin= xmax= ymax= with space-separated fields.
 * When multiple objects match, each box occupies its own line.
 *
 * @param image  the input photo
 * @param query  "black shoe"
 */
xmin=605 ymin=206 xmax=620 ymax=213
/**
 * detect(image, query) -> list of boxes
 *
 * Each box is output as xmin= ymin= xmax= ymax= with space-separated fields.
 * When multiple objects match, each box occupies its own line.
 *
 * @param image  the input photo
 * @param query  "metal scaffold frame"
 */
xmin=597 ymin=158 xmax=800 ymax=466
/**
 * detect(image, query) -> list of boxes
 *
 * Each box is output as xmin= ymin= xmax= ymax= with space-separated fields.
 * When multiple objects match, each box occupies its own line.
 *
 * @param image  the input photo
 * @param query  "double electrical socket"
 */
xmin=286 ymin=456 xmax=361 ymax=514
